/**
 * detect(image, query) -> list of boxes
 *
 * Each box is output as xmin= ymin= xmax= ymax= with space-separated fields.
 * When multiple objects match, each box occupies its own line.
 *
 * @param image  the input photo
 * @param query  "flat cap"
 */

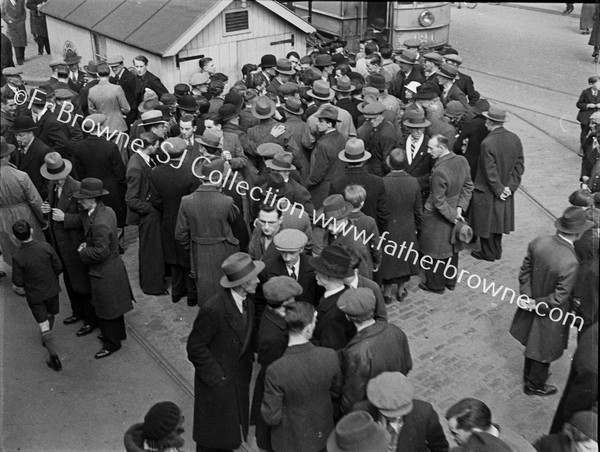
xmin=336 ymin=287 xmax=376 ymax=316
xmin=445 ymin=100 xmax=465 ymax=118
xmin=444 ymin=54 xmax=463 ymax=65
xmin=273 ymin=229 xmax=308 ymax=252
xmin=161 ymin=137 xmax=187 ymax=156
xmin=423 ymin=52 xmax=444 ymax=64
xmin=106 ymin=55 xmax=124 ymax=65
xmin=49 ymin=58 xmax=68 ymax=68
xmin=279 ymin=82 xmax=299 ymax=96
xmin=2 ymin=67 xmax=22 ymax=76
xmin=361 ymin=101 xmax=386 ymax=116
xmin=367 ymin=372 xmax=415 ymax=417
xmin=55 ymin=89 xmax=75 ymax=100
xmin=263 ymin=276 xmax=303 ymax=306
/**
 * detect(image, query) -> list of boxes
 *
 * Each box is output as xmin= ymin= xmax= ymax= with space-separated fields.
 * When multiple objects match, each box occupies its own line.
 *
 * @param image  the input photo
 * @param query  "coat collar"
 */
xmin=284 ymin=342 xmax=314 ymax=354
xmin=346 ymin=321 xmax=386 ymax=348
xmin=263 ymin=307 xmax=287 ymax=331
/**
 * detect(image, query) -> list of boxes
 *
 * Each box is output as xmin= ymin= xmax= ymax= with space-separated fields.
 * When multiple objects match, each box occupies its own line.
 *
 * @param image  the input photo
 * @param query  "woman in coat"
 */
xmin=26 ymin=0 xmax=49 ymax=55
xmin=381 ymin=149 xmax=422 ymax=302
xmin=1 ymin=0 xmax=27 ymax=65
xmin=72 ymin=178 xmax=133 ymax=359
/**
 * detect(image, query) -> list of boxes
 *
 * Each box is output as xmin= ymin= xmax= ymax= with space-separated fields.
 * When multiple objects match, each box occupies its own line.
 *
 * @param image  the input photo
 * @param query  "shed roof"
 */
xmin=41 ymin=0 xmax=315 ymax=57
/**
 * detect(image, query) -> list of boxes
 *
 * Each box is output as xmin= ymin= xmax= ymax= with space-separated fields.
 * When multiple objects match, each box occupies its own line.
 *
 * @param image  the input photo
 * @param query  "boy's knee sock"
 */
xmin=48 ymin=314 xmax=55 ymax=330
xmin=41 ymin=330 xmax=57 ymax=356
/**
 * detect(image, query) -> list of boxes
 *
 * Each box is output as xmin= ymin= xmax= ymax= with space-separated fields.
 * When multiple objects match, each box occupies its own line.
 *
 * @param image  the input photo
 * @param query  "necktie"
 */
xmin=289 ymin=267 xmax=297 ymax=280
xmin=410 ymin=139 xmax=417 ymax=159
xmin=242 ymin=300 xmax=247 ymax=312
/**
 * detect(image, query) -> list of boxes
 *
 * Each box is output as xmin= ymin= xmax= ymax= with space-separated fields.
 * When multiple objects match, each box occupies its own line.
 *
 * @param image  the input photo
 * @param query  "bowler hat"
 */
xmin=445 ymin=100 xmax=465 ymax=118
xmin=252 ymin=96 xmax=276 ymax=119
xmin=177 ymin=94 xmax=198 ymax=112
xmin=396 ymin=49 xmax=418 ymax=65
xmin=437 ymin=63 xmax=459 ymax=79
xmin=143 ymin=401 xmax=182 ymax=441
xmin=309 ymin=245 xmax=354 ymax=279
xmin=73 ymin=178 xmax=109 ymax=198
xmin=223 ymin=91 xmax=244 ymax=110
xmin=218 ymin=103 xmax=240 ymax=122
xmin=189 ymin=72 xmax=210 ymax=86
xmin=423 ymin=52 xmax=444 ymax=64
xmin=259 ymin=54 xmax=277 ymax=68
xmin=339 ymin=138 xmax=371 ymax=163
xmin=413 ymin=86 xmax=437 ymax=100
xmin=0 ymin=136 xmax=16 ymax=158
xmin=326 ymin=411 xmax=390 ymax=452
xmin=451 ymin=219 xmax=473 ymax=245
xmin=106 ymin=55 xmax=124 ymax=66
xmin=63 ymin=50 xmax=82 ymax=65
xmin=40 ymin=152 xmax=72 ymax=180
xmin=367 ymin=372 xmax=415 ymax=417
xmin=314 ymin=54 xmax=334 ymax=68
xmin=554 ymin=206 xmax=593 ymax=234
xmin=275 ymin=59 xmax=295 ymax=75
xmin=317 ymin=105 xmax=340 ymax=122
xmin=220 ymin=252 xmax=265 ymax=288
xmin=367 ymin=74 xmax=387 ymax=91
xmin=9 ymin=115 xmax=37 ymax=133
xmin=195 ymin=129 xmax=223 ymax=149
xmin=332 ymin=75 xmax=355 ymax=93
xmin=266 ymin=151 xmax=296 ymax=171
xmin=282 ymin=97 xmax=304 ymax=116
xmin=83 ymin=60 xmax=99 ymax=75
xmin=140 ymin=110 xmax=167 ymax=126
xmin=161 ymin=137 xmax=187 ymax=157
xmin=337 ymin=288 xmax=376 ymax=317
xmin=274 ymin=229 xmax=308 ymax=252
xmin=174 ymin=83 xmax=190 ymax=98
xmin=403 ymin=109 xmax=431 ymax=128
xmin=482 ymin=105 xmax=508 ymax=122
xmin=263 ymin=276 xmax=302 ymax=306
xmin=138 ymin=90 xmax=160 ymax=113
xmin=307 ymin=80 xmax=335 ymax=101
xmin=371 ymin=18 xmax=387 ymax=31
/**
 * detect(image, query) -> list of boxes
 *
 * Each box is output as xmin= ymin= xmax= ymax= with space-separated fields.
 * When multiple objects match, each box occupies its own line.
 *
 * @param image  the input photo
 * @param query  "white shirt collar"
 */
xmin=557 ymin=233 xmax=574 ymax=246
xmin=134 ymin=150 xmax=152 ymax=167
xmin=324 ymin=285 xmax=345 ymax=299
xmin=286 ymin=259 xmax=300 ymax=277
xmin=348 ymin=274 xmax=359 ymax=289
xmin=230 ymin=289 xmax=246 ymax=314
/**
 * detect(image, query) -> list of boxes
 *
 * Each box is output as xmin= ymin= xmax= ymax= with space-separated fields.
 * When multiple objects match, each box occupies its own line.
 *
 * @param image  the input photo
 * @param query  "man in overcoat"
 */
xmin=1 ymin=0 xmax=27 ymax=65
xmin=510 ymin=207 xmax=592 ymax=396
xmin=399 ymin=109 xmax=433 ymax=204
xmin=576 ymin=75 xmax=600 ymax=151
xmin=470 ymin=106 xmax=524 ymax=262
xmin=72 ymin=178 xmax=134 ymax=359
xmin=29 ymin=88 xmax=70 ymax=158
xmin=107 ymin=55 xmax=139 ymax=128
xmin=175 ymin=158 xmax=240 ymax=305
xmin=187 ymin=252 xmax=263 ymax=452
xmin=418 ymin=134 xmax=473 ymax=293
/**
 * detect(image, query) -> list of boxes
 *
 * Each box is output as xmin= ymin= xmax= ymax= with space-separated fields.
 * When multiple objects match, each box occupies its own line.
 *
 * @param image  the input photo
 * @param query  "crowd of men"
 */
xmin=0 ymin=24 xmax=598 ymax=452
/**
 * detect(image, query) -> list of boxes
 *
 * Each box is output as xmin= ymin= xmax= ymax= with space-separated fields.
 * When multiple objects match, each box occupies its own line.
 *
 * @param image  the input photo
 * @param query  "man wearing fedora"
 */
xmin=436 ymin=63 xmax=470 ymax=115
xmin=28 ymin=88 xmax=71 ymax=159
xmin=262 ymin=301 xmax=343 ymax=452
xmin=40 ymin=152 xmax=95 ymax=334
xmin=333 ymin=75 xmax=360 ymax=128
xmin=453 ymin=98 xmax=490 ymax=182
xmin=10 ymin=114 xmax=53 ymax=199
xmin=470 ymin=105 xmax=524 ymax=262
xmin=72 ymin=177 xmax=134 ymax=358
xmin=330 ymin=137 xmax=390 ymax=233
xmin=266 ymin=59 xmax=296 ymax=101
xmin=444 ymin=53 xmax=480 ymax=107
xmin=399 ymin=109 xmax=433 ymax=204
xmin=63 ymin=50 xmax=87 ymax=94
xmin=187 ymin=251 xmax=262 ymax=452
xmin=427 ymin=100 xmax=465 ymax=151
xmin=107 ymin=55 xmax=139 ymax=127
xmin=175 ymin=158 xmax=240 ymax=305
xmin=391 ymin=50 xmax=425 ymax=103
xmin=76 ymin=60 xmax=100 ymax=118
xmin=510 ymin=206 xmax=593 ymax=396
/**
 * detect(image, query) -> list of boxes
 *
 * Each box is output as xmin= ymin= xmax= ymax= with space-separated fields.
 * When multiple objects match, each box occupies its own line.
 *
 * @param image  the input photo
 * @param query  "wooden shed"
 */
xmin=41 ymin=0 xmax=315 ymax=90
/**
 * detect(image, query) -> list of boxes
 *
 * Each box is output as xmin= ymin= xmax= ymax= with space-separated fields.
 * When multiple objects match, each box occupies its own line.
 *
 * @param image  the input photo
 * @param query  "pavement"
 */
xmin=501 ymin=2 xmax=582 ymax=18
xmin=0 ymin=3 xmax=595 ymax=451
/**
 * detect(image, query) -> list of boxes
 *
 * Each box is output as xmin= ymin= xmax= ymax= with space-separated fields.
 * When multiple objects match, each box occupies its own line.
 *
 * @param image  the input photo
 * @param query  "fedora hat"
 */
xmin=83 ymin=60 xmax=99 ymax=75
xmin=283 ymin=97 xmax=304 ymax=116
xmin=195 ymin=129 xmax=223 ymax=149
xmin=195 ymin=157 xmax=226 ymax=180
xmin=326 ymin=411 xmax=390 ymax=452
xmin=252 ymin=96 xmax=276 ymax=119
xmin=321 ymin=194 xmax=352 ymax=221
xmin=413 ymin=86 xmax=437 ymax=100
xmin=436 ymin=63 xmax=459 ymax=79
xmin=482 ymin=105 xmax=508 ymax=122
xmin=403 ymin=109 xmax=431 ymax=128
xmin=177 ymin=94 xmax=198 ymax=112
xmin=63 ymin=49 xmax=82 ymax=65
xmin=314 ymin=54 xmax=334 ymax=68
xmin=9 ymin=115 xmax=37 ymax=133
xmin=316 ymin=105 xmax=340 ymax=122
xmin=0 ymin=136 xmax=16 ymax=158
xmin=339 ymin=138 xmax=371 ymax=163
xmin=220 ymin=252 xmax=265 ymax=288
xmin=138 ymin=90 xmax=160 ymax=113
xmin=332 ymin=75 xmax=355 ymax=93
xmin=472 ymin=98 xmax=490 ymax=116
xmin=218 ymin=103 xmax=240 ymax=122
xmin=396 ymin=49 xmax=418 ymax=65
xmin=451 ymin=219 xmax=473 ymax=245
xmin=371 ymin=18 xmax=387 ymax=32
xmin=554 ymin=206 xmax=594 ymax=234
xmin=73 ymin=178 xmax=109 ymax=198
xmin=423 ymin=52 xmax=444 ymax=64
xmin=367 ymin=74 xmax=387 ymax=91
xmin=259 ymin=54 xmax=277 ymax=68
xmin=140 ymin=110 xmax=167 ymax=126
xmin=308 ymin=245 xmax=354 ymax=279
xmin=40 ymin=152 xmax=72 ymax=180
xmin=308 ymin=80 xmax=335 ymax=101
xmin=266 ymin=151 xmax=296 ymax=171
xmin=275 ymin=59 xmax=295 ymax=75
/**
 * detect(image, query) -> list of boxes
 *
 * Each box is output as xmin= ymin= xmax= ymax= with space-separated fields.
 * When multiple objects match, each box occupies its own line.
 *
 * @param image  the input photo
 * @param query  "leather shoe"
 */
xmin=524 ymin=384 xmax=558 ymax=396
xmin=383 ymin=295 xmax=393 ymax=306
xmin=46 ymin=354 xmax=62 ymax=371
xmin=63 ymin=315 xmax=81 ymax=325
xmin=418 ymin=283 xmax=445 ymax=294
xmin=471 ymin=251 xmax=495 ymax=262
xmin=445 ymin=284 xmax=456 ymax=291
xmin=397 ymin=288 xmax=408 ymax=303
xmin=95 ymin=347 xmax=120 ymax=359
xmin=187 ymin=298 xmax=198 ymax=307
xmin=76 ymin=324 xmax=96 ymax=337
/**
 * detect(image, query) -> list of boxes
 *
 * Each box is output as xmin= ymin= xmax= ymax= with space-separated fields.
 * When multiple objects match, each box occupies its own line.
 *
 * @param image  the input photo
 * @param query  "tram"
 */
xmin=284 ymin=1 xmax=452 ymax=52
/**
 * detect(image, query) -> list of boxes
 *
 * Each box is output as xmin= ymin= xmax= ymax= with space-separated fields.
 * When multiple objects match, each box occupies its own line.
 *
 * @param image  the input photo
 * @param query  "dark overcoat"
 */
xmin=454 ymin=71 xmax=480 ymax=106
xmin=73 ymin=135 xmax=128 ymax=227
xmin=34 ymin=109 xmax=71 ymax=158
xmin=186 ymin=289 xmax=255 ymax=450
xmin=261 ymin=342 xmax=342 ymax=452
xmin=307 ymin=129 xmax=348 ymax=209
xmin=589 ymin=3 xmax=600 ymax=47
xmin=26 ymin=0 xmax=47 ymax=37
xmin=452 ymin=113 xmax=488 ymax=181
xmin=11 ymin=137 xmax=52 ymax=199
xmin=2 ymin=0 xmax=27 ymax=47
xmin=576 ymin=86 xmax=600 ymax=126
xmin=400 ymin=134 xmax=433 ymax=201
xmin=77 ymin=202 xmax=134 ymax=319
xmin=381 ymin=171 xmax=422 ymax=281
xmin=110 ymin=68 xmax=139 ymax=126
xmin=135 ymin=70 xmax=169 ymax=104
xmin=174 ymin=185 xmax=239 ymax=304
xmin=49 ymin=176 xmax=90 ymax=294
xmin=261 ymin=252 xmax=321 ymax=305
xmin=419 ymin=153 xmax=473 ymax=259
xmin=509 ymin=235 xmax=578 ymax=363
xmin=313 ymin=287 xmax=356 ymax=351
xmin=356 ymin=276 xmax=388 ymax=322
xmin=470 ymin=127 xmax=524 ymax=238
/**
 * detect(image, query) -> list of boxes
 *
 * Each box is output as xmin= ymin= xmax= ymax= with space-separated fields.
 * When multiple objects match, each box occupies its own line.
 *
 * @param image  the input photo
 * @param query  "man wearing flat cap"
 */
xmin=337 ymin=288 xmax=412 ymax=414
xmin=187 ymin=251 xmax=262 ymax=452
xmin=107 ymin=55 xmax=139 ymax=127
xmin=251 ymin=275 xmax=302 ymax=452
xmin=510 ymin=206 xmax=593 ymax=397
xmin=357 ymin=101 xmax=398 ymax=177
xmin=391 ymin=50 xmax=425 ymax=103
xmin=436 ymin=63 xmax=470 ymax=114
xmin=355 ymin=372 xmax=449 ymax=452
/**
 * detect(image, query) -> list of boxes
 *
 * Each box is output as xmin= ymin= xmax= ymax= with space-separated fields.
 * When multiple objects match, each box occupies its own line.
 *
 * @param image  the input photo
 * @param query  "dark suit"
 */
xmin=576 ymin=86 xmax=600 ymax=146
xmin=336 ymin=97 xmax=360 ymax=128
xmin=261 ymin=252 xmax=321 ymax=305
xmin=12 ymin=240 xmax=62 ymax=304
xmin=454 ymin=71 xmax=480 ymax=106
xmin=400 ymin=134 xmax=433 ymax=203
xmin=313 ymin=287 xmax=356 ymax=351
xmin=67 ymin=70 xmax=87 ymax=94
xmin=34 ymin=109 xmax=70 ymax=158
xmin=262 ymin=342 xmax=342 ymax=452
xmin=391 ymin=68 xmax=425 ymax=103
xmin=125 ymin=152 xmax=166 ymax=294
xmin=187 ymin=289 xmax=255 ymax=450
xmin=453 ymin=113 xmax=488 ymax=181
xmin=355 ymin=276 xmax=388 ymax=322
xmin=11 ymin=137 xmax=52 ymax=199
xmin=110 ymin=67 xmax=139 ymax=127
xmin=135 ymin=70 xmax=168 ymax=104
xmin=440 ymin=83 xmax=470 ymax=115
